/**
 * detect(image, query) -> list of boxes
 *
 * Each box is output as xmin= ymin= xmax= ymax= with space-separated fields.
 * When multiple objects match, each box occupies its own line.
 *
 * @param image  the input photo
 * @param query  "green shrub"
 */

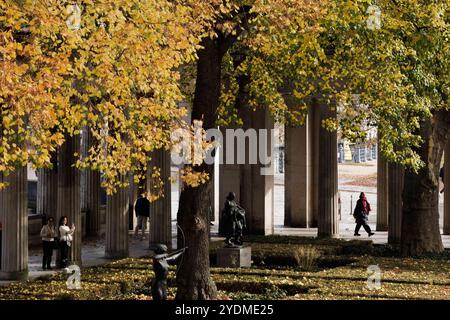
xmin=55 ymin=293 xmax=76 ymax=300
xmin=317 ymin=256 xmax=356 ymax=268
xmin=263 ymin=284 xmax=287 ymax=299
xmin=341 ymin=240 xmax=373 ymax=255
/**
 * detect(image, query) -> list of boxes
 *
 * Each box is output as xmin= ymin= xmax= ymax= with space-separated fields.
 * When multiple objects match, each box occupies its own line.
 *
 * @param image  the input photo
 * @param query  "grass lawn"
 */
xmin=0 ymin=235 xmax=448 ymax=300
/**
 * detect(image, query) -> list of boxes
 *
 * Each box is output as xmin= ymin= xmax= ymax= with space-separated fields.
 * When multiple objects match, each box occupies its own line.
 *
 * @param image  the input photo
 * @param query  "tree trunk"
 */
xmin=401 ymin=110 xmax=450 ymax=256
xmin=176 ymin=36 xmax=228 ymax=300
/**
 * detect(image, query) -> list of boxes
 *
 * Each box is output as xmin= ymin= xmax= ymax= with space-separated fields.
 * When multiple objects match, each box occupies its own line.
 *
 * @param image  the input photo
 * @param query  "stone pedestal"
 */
xmin=444 ymin=141 xmax=450 ymax=235
xmin=149 ymin=149 xmax=172 ymax=249
xmin=388 ymin=162 xmax=404 ymax=244
xmin=0 ymin=167 xmax=28 ymax=280
xmin=105 ymin=175 xmax=129 ymax=259
xmin=57 ymin=135 xmax=82 ymax=266
xmin=376 ymin=145 xmax=389 ymax=231
xmin=217 ymin=246 xmax=251 ymax=268
xmin=317 ymin=101 xmax=339 ymax=238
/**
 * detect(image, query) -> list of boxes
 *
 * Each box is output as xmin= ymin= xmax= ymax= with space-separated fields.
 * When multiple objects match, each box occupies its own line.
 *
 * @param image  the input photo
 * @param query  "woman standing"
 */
xmin=58 ymin=216 xmax=75 ymax=268
xmin=353 ymin=192 xmax=375 ymax=237
xmin=40 ymin=217 xmax=56 ymax=270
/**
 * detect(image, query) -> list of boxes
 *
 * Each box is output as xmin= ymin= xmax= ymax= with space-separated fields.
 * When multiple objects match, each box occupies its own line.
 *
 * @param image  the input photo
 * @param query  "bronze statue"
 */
xmin=222 ymin=192 xmax=246 ymax=247
xmin=151 ymin=244 xmax=185 ymax=300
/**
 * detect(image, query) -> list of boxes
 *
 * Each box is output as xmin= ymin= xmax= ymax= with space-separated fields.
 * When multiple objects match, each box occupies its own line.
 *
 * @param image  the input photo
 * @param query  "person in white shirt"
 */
xmin=58 ymin=216 xmax=75 ymax=268
xmin=40 ymin=217 xmax=56 ymax=270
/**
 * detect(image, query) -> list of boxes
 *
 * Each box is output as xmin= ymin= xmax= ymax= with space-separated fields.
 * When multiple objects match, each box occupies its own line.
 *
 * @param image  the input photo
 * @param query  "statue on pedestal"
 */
xmin=222 ymin=192 xmax=247 ymax=247
xmin=151 ymin=244 xmax=185 ymax=300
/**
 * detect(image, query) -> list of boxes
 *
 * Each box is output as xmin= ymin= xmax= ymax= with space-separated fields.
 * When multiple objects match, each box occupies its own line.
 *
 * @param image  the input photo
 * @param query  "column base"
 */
xmin=376 ymin=225 xmax=388 ymax=232
xmin=0 ymin=270 xmax=28 ymax=281
xmin=443 ymin=229 xmax=450 ymax=235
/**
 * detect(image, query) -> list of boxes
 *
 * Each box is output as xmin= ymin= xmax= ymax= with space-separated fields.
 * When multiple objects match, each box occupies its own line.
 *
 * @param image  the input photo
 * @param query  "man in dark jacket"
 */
xmin=134 ymin=195 xmax=150 ymax=240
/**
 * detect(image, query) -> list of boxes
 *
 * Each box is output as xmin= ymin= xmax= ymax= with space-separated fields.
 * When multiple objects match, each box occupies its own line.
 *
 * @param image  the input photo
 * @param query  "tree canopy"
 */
xmin=215 ymin=0 xmax=448 ymax=170
xmin=1 ymin=0 xmax=222 ymax=193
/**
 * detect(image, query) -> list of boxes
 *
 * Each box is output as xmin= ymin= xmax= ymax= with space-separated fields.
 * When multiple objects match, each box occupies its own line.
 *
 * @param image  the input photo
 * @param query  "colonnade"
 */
xmin=1 ymin=104 xmax=449 ymax=280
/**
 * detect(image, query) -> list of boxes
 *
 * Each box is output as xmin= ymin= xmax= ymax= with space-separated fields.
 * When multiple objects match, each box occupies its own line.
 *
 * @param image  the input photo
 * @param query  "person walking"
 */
xmin=353 ymin=192 xmax=375 ymax=237
xmin=134 ymin=194 xmax=150 ymax=240
xmin=40 ymin=217 xmax=56 ymax=270
xmin=58 ymin=216 xmax=75 ymax=268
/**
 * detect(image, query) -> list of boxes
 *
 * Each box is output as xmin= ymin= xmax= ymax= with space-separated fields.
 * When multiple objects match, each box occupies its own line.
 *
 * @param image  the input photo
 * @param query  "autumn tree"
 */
xmin=239 ymin=0 xmax=448 ymax=256
xmin=300 ymin=0 xmax=449 ymax=255
xmin=1 ymin=0 xmax=70 ymax=186
xmin=1 ymin=0 xmax=218 ymax=195
xmin=176 ymin=0 xmax=448 ymax=299
xmin=175 ymin=0 xmax=328 ymax=300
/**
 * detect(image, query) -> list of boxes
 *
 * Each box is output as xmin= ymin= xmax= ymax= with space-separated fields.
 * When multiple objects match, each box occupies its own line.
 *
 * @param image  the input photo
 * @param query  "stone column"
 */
xmin=86 ymin=169 xmax=101 ymax=237
xmin=240 ymin=107 xmax=274 ymax=235
xmin=149 ymin=149 xmax=172 ymax=248
xmin=105 ymin=175 xmax=129 ymax=258
xmin=376 ymin=144 xmax=389 ymax=231
xmin=0 ymin=167 xmax=28 ymax=280
xmin=57 ymin=135 xmax=82 ymax=266
xmin=80 ymin=128 xmax=88 ymax=239
xmin=444 ymin=141 xmax=450 ymax=235
xmin=387 ymin=162 xmax=404 ymax=244
xmin=310 ymin=105 xmax=320 ymax=227
xmin=126 ymin=175 xmax=138 ymax=231
xmin=83 ymin=128 xmax=101 ymax=237
xmin=37 ymin=167 xmax=58 ymax=220
xmin=219 ymin=128 xmax=242 ymax=236
xmin=80 ymin=128 xmax=89 ymax=213
xmin=317 ymin=101 xmax=339 ymax=238
xmin=285 ymin=109 xmax=315 ymax=227
xmin=213 ymin=153 xmax=220 ymax=225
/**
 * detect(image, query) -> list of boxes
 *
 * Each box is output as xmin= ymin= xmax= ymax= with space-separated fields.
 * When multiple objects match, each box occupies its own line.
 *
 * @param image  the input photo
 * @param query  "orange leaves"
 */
xmin=0 ymin=0 xmax=216 ymax=193
xmin=180 ymin=167 xmax=210 ymax=189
